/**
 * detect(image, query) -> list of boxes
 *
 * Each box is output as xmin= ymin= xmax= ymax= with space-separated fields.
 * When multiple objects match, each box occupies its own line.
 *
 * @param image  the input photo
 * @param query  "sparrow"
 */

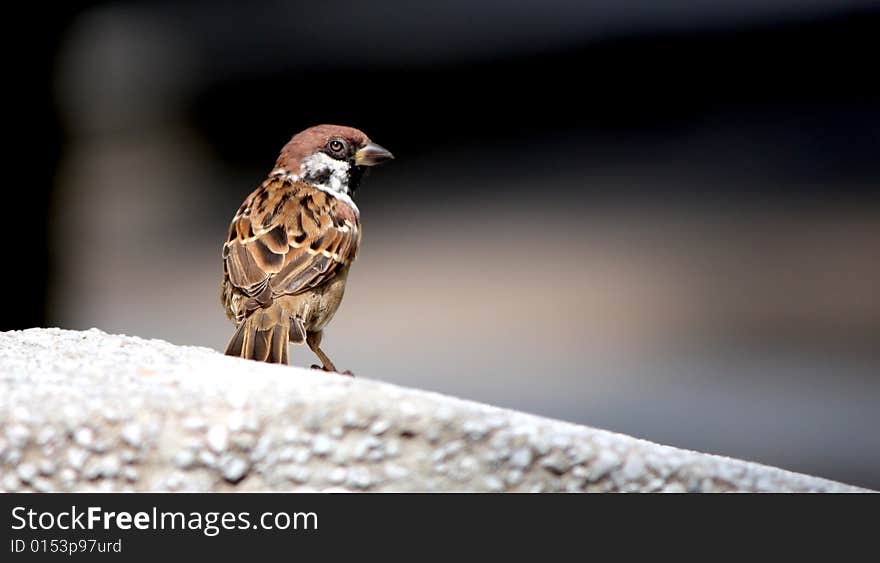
xmin=221 ymin=124 xmax=393 ymax=373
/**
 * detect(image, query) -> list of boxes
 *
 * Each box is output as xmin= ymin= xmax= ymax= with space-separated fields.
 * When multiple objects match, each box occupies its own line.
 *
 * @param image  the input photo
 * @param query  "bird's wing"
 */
xmin=223 ymin=176 xmax=361 ymax=305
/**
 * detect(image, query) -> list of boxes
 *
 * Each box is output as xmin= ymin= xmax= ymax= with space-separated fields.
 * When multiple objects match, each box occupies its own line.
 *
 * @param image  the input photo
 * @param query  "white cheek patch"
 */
xmin=301 ymin=152 xmax=351 ymax=192
xmin=293 ymin=153 xmax=360 ymax=217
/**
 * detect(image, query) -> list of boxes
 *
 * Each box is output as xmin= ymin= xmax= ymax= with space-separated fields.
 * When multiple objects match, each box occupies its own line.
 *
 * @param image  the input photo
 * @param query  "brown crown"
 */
xmin=274 ymin=124 xmax=370 ymax=172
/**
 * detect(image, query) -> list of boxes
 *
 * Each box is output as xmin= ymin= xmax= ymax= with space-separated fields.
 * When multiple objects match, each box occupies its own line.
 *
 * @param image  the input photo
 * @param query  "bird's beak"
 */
xmin=355 ymin=143 xmax=394 ymax=166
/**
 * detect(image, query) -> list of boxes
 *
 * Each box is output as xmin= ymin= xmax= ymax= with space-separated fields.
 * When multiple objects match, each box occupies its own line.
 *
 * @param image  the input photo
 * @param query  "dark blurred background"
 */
xmin=8 ymin=1 xmax=880 ymax=488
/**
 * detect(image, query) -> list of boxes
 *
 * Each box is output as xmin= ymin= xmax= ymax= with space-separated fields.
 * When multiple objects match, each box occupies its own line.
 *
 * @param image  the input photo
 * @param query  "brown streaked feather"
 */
xmin=222 ymin=176 xmax=360 ymax=321
xmin=250 ymin=238 xmax=285 ymax=271
xmin=262 ymin=224 xmax=288 ymax=253
xmin=226 ymin=243 xmax=270 ymax=293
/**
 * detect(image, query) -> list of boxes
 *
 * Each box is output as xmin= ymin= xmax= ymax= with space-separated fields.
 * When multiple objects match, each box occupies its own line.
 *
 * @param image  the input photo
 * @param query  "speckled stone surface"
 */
xmin=0 ymin=328 xmax=869 ymax=492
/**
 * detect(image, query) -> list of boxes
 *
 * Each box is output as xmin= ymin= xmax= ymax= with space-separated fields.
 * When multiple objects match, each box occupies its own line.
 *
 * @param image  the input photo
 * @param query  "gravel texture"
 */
xmin=0 ymin=328 xmax=869 ymax=492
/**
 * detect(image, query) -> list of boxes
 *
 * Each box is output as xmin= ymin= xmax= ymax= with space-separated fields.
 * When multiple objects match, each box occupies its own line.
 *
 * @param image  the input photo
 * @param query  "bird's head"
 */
xmin=273 ymin=124 xmax=393 ymax=196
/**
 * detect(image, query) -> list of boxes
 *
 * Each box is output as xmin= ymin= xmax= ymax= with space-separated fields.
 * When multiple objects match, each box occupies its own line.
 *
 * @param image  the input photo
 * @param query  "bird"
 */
xmin=221 ymin=124 xmax=393 ymax=373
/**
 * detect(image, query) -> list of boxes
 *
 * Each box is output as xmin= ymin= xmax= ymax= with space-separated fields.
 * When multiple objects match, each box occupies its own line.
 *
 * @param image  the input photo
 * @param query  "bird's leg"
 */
xmin=306 ymin=331 xmax=353 ymax=376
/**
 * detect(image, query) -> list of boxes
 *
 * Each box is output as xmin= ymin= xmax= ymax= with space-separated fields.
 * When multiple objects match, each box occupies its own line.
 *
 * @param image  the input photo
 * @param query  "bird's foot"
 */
xmin=310 ymin=364 xmax=354 ymax=377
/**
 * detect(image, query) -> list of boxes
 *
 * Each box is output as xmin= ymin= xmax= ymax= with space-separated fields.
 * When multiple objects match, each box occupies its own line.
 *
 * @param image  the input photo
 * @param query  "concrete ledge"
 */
xmin=0 ymin=328 xmax=868 ymax=492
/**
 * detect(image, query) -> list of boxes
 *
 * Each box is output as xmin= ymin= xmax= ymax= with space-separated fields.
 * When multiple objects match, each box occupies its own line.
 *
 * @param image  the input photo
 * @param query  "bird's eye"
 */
xmin=326 ymin=138 xmax=348 ymax=158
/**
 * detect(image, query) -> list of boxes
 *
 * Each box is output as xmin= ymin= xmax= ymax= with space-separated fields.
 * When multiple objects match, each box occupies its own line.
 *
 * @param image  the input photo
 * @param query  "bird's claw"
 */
xmin=310 ymin=364 xmax=354 ymax=377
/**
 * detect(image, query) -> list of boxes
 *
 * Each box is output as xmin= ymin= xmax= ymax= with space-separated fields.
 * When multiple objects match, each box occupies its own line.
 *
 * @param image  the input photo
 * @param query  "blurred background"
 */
xmin=9 ymin=1 xmax=879 ymax=488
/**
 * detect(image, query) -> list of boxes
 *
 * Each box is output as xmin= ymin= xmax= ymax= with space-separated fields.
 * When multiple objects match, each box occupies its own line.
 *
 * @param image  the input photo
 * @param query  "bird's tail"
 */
xmin=225 ymin=304 xmax=300 ymax=364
